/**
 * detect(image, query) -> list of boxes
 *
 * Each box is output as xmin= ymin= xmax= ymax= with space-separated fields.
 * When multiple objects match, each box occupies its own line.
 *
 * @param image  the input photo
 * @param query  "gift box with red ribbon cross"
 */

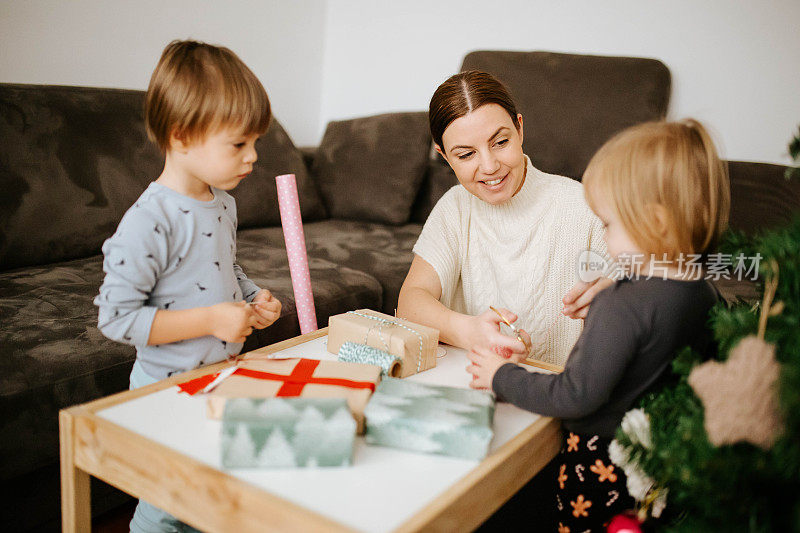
xmin=177 ymin=357 xmax=382 ymax=434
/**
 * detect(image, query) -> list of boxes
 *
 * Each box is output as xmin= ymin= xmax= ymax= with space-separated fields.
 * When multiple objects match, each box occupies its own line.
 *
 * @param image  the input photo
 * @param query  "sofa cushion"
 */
xmin=0 ymin=84 xmax=163 ymax=271
xmin=235 ymin=239 xmax=384 ymax=344
xmin=410 ymin=155 xmax=460 ymax=223
xmin=0 ymin=256 xmax=137 ymax=481
xmin=238 ymin=220 xmax=423 ymax=315
xmin=313 ymin=112 xmax=431 ymax=225
xmin=727 ymin=160 xmax=800 ymax=234
xmin=0 ymin=84 xmax=326 ymax=272
xmin=0 ymin=241 xmax=381 ymax=482
xmin=461 ymin=51 xmax=671 ymax=179
xmin=711 ymin=160 xmax=799 ymax=305
xmin=230 ymin=118 xmax=327 ymax=229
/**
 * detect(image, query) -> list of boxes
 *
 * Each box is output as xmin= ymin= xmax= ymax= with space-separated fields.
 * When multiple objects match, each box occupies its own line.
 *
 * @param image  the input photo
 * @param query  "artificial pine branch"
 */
xmin=615 ymin=216 xmax=800 ymax=532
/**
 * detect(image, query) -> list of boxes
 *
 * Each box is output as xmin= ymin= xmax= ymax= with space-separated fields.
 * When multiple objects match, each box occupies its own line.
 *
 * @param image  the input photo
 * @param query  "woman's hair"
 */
xmin=429 ymin=70 xmax=519 ymax=151
xmin=583 ymin=119 xmax=730 ymax=261
xmin=145 ymin=40 xmax=271 ymax=152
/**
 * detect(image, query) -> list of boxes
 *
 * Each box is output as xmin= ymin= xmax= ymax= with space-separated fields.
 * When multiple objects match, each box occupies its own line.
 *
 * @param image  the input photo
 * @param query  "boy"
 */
xmin=95 ymin=40 xmax=281 ymax=532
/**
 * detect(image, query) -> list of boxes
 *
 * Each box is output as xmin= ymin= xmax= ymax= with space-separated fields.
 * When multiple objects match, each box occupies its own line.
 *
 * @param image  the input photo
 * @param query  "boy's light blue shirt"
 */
xmin=95 ymin=182 xmax=261 ymax=380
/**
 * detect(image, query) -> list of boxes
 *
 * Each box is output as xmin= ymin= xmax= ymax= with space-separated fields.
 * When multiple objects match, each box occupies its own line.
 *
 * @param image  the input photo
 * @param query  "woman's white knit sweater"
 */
xmin=413 ymin=156 xmax=606 ymax=366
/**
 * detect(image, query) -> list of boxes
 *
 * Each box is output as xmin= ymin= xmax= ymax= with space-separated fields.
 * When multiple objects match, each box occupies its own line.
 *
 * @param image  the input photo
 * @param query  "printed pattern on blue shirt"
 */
xmin=94 ymin=182 xmax=261 ymax=380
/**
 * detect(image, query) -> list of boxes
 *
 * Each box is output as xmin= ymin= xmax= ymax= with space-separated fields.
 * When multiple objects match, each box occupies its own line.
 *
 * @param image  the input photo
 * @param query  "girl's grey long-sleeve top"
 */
xmin=492 ymin=277 xmax=718 ymax=438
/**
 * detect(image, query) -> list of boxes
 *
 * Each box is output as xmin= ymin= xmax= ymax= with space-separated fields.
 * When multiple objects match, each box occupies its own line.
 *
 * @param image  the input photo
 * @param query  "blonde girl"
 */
xmin=468 ymin=119 xmax=730 ymax=531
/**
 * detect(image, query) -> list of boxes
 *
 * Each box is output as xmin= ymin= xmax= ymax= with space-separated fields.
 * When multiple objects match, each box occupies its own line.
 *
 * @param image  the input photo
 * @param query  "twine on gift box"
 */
xmin=346 ymin=311 xmax=426 ymax=373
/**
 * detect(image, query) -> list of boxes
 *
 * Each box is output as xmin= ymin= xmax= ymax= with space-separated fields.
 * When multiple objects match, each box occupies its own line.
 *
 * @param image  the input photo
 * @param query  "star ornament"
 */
xmin=688 ymin=336 xmax=784 ymax=449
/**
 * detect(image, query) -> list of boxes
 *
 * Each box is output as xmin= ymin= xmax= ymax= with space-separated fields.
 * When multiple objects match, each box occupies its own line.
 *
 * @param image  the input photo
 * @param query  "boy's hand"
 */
xmin=466 ymin=345 xmax=511 ymax=390
xmin=250 ymin=289 xmax=281 ymax=328
xmin=208 ymin=301 xmax=262 ymax=343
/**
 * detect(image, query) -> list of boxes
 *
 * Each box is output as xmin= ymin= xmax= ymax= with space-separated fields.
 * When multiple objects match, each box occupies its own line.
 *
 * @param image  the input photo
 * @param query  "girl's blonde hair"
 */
xmin=583 ymin=119 xmax=730 ymax=261
xmin=145 ymin=40 xmax=271 ymax=152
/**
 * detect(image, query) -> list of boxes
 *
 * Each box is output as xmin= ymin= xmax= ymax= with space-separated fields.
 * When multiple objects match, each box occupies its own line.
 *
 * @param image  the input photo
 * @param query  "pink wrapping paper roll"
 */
xmin=276 ymin=174 xmax=318 ymax=334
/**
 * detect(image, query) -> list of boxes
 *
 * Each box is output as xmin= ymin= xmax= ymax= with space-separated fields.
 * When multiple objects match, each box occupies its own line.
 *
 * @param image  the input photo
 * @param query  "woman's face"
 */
xmin=438 ymin=103 xmax=526 ymax=205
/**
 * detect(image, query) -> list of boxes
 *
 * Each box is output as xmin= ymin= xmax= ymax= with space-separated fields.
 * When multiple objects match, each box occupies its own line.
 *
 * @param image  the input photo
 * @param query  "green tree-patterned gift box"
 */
xmin=364 ymin=377 xmax=495 ymax=460
xmin=221 ymin=397 xmax=356 ymax=468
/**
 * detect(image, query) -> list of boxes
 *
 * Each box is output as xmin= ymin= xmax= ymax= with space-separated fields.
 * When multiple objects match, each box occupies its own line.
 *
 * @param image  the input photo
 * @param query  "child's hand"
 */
xmin=207 ymin=301 xmax=262 ymax=343
xmin=250 ymin=289 xmax=281 ymax=328
xmin=466 ymin=345 xmax=511 ymax=390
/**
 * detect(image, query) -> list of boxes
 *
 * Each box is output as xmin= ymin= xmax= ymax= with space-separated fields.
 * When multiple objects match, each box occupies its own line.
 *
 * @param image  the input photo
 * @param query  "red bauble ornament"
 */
xmin=606 ymin=511 xmax=642 ymax=533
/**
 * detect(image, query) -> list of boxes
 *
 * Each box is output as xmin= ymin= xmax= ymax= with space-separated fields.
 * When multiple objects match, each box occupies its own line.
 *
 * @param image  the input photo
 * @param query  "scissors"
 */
xmin=490 ymin=306 xmax=532 ymax=353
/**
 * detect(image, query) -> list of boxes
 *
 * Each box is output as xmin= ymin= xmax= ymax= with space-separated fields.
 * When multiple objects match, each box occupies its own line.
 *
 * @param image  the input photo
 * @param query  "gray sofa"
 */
xmin=2 ymin=51 xmax=798 ymax=531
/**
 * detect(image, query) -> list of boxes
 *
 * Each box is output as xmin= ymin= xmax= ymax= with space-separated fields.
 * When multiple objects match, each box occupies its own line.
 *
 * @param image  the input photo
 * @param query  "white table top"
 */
xmin=98 ymin=337 xmax=543 ymax=533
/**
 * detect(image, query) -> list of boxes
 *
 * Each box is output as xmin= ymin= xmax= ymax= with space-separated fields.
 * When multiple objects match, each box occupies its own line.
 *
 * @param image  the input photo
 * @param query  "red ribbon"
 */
xmin=177 ymin=358 xmax=376 ymax=397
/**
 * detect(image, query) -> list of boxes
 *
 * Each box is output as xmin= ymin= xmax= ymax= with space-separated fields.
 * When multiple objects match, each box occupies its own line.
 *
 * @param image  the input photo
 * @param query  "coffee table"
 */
xmin=60 ymin=328 xmax=561 ymax=532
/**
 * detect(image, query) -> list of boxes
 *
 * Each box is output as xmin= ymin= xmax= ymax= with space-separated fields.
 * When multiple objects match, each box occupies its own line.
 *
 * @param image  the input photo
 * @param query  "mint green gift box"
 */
xmin=221 ymin=397 xmax=356 ymax=468
xmin=364 ymin=377 xmax=495 ymax=460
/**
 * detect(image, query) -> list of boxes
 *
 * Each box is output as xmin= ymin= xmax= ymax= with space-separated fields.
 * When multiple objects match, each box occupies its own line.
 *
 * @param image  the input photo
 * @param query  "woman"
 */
xmin=397 ymin=71 xmax=610 ymax=366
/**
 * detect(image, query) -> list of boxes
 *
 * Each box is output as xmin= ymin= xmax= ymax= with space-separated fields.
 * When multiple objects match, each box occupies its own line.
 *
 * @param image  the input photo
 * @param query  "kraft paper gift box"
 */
xmin=221 ymin=397 xmax=356 ymax=468
xmin=327 ymin=309 xmax=439 ymax=378
xmin=177 ymin=357 xmax=381 ymax=434
xmin=364 ymin=377 xmax=495 ymax=460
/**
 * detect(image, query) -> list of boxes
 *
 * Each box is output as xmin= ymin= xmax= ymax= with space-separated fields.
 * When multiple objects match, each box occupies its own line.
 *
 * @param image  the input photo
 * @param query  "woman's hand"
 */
xmin=462 ymin=308 xmax=529 ymax=360
xmin=398 ymin=256 xmax=531 ymax=357
xmin=562 ymin=277 xmax=614 ymax=319
xmin=466 ymin=344 xmax=512 ymax=390
xmin=250 ymin=289 xmax=281 ymax=328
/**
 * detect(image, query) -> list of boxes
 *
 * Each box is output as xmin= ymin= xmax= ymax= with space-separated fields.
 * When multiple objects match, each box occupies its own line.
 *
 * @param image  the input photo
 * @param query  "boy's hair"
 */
xmin=583 ymin=119 xmax=730 ymax=261
xmin=145 ymin=40 xmax=271 ymax=152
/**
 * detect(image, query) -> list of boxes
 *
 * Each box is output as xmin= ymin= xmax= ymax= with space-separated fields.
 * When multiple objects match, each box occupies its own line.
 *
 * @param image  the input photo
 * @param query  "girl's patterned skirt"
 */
xmin=554 ymin=431 xmax=635 ymax=532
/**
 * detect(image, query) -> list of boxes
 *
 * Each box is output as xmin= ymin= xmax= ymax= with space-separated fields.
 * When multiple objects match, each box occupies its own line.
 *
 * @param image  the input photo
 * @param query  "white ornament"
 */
xmin=620 ymin=408 xmax=652 ymax=449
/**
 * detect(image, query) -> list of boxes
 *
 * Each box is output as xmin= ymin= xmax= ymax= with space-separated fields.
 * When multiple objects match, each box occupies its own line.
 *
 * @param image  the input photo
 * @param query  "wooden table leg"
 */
xmin=60 ymin=409 xmax=92 ymax=532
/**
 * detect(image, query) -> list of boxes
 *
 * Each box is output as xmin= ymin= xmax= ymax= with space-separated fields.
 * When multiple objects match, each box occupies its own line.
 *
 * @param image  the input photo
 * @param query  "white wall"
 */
xmin=320 ymin=0 xmax=800 ymax=165
xmin=0 ymin=0 xmax=327 ymax=146
xmin=1 ymin=1 xmax=798 ymax=163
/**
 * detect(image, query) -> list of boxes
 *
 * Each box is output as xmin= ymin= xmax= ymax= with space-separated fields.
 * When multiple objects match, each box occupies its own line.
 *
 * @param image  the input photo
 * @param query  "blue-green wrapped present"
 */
xmin=221 ymin=397 xmax=356 ymax=468
xmin=364 ymin=378 xmax=495 ymax=460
